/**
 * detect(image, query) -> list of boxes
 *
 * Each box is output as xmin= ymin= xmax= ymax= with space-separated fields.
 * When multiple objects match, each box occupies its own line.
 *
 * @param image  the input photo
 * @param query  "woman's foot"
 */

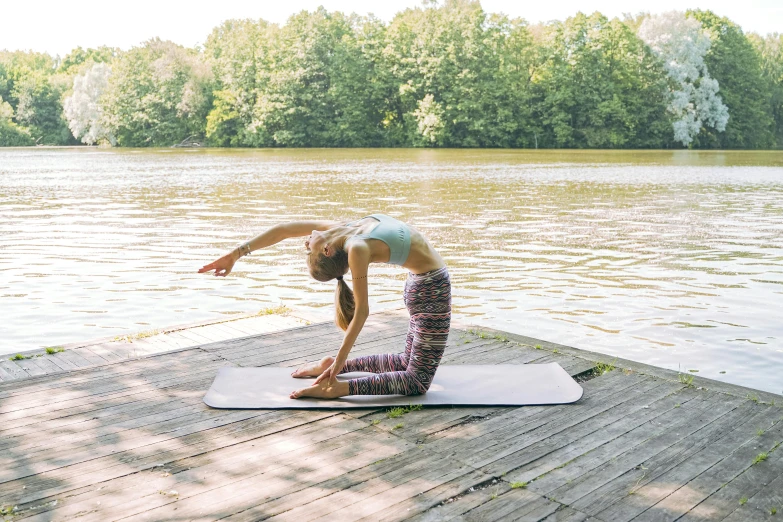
xmin=290 ymin=379 xmax=350 ymax=400
xmin=291 ymin=356 xmax=334 ymax=378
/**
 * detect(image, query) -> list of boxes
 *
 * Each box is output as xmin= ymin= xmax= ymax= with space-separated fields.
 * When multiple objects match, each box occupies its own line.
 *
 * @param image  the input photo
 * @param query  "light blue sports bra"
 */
xmin=349 ymin=214 xmax=411 ymax=266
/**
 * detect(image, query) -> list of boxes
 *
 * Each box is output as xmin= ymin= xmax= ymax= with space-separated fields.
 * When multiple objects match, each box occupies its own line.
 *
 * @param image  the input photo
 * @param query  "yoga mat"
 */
xmin=203 ymin=364 xmax=583 ymax=409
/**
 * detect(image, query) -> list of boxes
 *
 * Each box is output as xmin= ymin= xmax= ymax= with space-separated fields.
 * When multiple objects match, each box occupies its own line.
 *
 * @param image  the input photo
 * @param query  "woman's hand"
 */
xmin=314 ymin=356 xmax=346 ymax=387
xmin=198 ymin=251 xmax=237 ymax=277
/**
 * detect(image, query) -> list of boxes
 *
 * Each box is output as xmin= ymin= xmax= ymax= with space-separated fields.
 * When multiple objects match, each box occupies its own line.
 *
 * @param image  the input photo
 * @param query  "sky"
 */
xmin=1 ymin=0 xmax=781 ymax=58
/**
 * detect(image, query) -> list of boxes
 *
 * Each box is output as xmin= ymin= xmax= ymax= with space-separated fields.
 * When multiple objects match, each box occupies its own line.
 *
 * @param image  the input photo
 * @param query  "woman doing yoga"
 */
xmin=198 ymin=215 xmax=451 ymax=400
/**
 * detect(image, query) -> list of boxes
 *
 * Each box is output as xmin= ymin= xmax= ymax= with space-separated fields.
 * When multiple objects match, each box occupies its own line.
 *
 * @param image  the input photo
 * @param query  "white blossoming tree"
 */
xmin=413 ymin=94 xmax=445 ymax=145
xmin=638 ymin=11 xmax=729 ymax=146
xmin=63 ymin=63 xmax=114 ymax=145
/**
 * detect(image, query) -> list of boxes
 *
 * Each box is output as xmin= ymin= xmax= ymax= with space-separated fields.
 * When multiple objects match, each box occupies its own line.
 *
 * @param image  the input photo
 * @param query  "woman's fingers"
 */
xmin=314 ymin=367 xmax=331 ymax=385
xmin=198 ymin=256 xmax=235 ymax=276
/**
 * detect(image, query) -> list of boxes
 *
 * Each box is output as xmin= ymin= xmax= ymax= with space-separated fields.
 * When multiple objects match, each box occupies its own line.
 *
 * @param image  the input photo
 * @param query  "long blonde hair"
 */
xmin=307 ymin=248 xmax=355 ymax=330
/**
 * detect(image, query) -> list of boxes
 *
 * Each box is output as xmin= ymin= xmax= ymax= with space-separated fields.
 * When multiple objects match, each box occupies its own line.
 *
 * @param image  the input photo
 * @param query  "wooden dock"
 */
xmin=1 ymin=311 xmax=781 ymax=521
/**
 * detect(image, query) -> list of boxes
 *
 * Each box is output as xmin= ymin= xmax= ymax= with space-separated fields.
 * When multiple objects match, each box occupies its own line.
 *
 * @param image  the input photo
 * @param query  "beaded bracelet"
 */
xmin=238 ymin=242 xmax=252 ymax=258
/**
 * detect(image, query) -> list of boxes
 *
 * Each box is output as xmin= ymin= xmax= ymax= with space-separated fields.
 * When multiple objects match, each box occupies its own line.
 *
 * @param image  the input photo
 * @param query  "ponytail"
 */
xmin=334 ymin=278 xmax=355 ymax=331
xmin=307 ymin=247 xmax=353 ymax=329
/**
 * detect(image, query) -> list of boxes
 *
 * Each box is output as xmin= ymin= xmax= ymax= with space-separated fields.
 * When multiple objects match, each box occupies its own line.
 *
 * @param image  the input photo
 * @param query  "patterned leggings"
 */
xmin=342 ymin=267 xmax=451 ymax=396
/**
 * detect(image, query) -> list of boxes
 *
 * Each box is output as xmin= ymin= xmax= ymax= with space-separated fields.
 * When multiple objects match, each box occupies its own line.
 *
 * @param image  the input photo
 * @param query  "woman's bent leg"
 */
xmin=347 ymin=267 xmax=451 ymax=396
xmin=340 ymin=353 xmax=409 ymax=374
xmin=339 ymin=310 xmax=415 ymax=375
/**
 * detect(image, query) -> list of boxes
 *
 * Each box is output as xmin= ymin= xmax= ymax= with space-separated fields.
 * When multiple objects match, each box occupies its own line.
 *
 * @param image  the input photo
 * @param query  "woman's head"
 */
xmin=306 ymin=233 xmax=354 ymax=330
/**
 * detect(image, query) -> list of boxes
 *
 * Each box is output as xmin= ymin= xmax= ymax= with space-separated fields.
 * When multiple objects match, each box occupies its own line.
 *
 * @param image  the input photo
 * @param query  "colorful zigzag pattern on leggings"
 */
xmin=343 ymin=266 xmax=451 ymax=396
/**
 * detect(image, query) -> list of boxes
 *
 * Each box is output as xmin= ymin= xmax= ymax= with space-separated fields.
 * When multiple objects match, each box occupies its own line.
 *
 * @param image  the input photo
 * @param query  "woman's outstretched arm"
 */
xmin=198 ymin=220 xmax=341 ymax=276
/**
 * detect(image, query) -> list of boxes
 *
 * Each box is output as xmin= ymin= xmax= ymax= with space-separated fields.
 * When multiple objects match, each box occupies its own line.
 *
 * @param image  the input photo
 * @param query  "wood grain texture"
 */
xmin=2 ymin=311 xmax=780 ymax=522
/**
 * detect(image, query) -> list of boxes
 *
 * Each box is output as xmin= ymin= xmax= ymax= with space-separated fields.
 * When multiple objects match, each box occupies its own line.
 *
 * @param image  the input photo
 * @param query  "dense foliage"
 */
xmin=1 ymin=2 xmax=781 ymax=148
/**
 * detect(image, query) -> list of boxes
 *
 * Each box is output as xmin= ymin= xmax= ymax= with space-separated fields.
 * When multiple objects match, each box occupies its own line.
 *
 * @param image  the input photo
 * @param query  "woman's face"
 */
xmin=305 ymin=229 xmax=328 ymax=256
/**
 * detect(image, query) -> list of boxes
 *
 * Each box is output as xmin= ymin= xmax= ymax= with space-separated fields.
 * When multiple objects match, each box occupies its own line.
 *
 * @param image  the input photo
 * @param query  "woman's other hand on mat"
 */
xmin=198 ymin=252 xmax=237 ymax=277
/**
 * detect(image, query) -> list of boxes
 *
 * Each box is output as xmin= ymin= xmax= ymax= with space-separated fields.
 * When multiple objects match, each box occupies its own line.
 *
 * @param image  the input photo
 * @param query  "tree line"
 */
xmin=2 ymin=1 xmax=782 ymax=149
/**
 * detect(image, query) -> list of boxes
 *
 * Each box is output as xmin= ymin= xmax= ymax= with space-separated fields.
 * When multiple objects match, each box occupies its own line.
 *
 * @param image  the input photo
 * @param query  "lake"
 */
xmin=1 ymin=148 xmax=781 ymax=394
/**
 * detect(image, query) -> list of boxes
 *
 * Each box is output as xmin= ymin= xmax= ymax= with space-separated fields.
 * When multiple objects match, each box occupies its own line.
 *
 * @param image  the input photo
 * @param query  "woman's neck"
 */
xmin=327 ymin=226 xmax=357 ymax=250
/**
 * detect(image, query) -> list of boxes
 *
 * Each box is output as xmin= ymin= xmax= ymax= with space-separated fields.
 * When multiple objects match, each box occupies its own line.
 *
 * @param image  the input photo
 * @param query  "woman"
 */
xmin=198 ymin=214 xmax=451 ymax=400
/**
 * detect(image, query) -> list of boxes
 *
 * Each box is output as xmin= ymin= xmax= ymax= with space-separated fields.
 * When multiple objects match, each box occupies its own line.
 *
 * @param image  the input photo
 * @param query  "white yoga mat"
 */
xmin=203 ymin=364 xmax=583 ymax=409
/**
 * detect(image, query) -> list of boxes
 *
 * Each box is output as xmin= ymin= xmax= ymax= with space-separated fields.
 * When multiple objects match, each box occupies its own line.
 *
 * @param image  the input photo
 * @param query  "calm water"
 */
xmin=1 ymin=148 xmax=782 ymax=394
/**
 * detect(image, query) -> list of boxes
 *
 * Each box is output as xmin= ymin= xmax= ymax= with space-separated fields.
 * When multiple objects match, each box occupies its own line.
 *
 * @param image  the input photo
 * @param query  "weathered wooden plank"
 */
xmin=0 ymin=390 xmax=209 ymax=454
xmin=278 ymin=333 xmax=410 ymax=368
xmin=17 ymin=415 xmax=384 ymax=522
xmin=249 ymin=451 xmax=469 ymax=522
xmin=0 ymin=360 xmax=21 ymax=381
xmin=406 ymin=479 xmax=513 ymax=522
xmin=589 ymin=404 xmax=773 ymax=520
xmin=550 ymin=393 xmax=747 ymax=512
xmin=463 ymin=378 xmax=670 ymax=476
xmin=53 ymin=348 xmax=99 ymax=369
xmin=367 ymin=470 xmax=499 ymax=522
xmin=721 ymin=464 xmax=783 ymax=522
xmin=1 ymin=311 xmax=778 ymax=522
xmin=10 ymin=357 xmax=50 ymax=377
xmin=456 ymin=486 xmax=559 ymax=522
xmin=420 ymin=377 xmax=622 ymax=458
xmin=0 ymin=363 xmax=226 ymax=434
xmin=130 ymin=332 xmax=184 ymax=352
xmin=0 ymin=410 xmax=336 ymax=506
xmin=0 ymin=352 xmax=225 ymax=415
xmin=0 ymin=346 xmax=213 ymax=400
xmin=0 ymin=367 xmax=218 ymax=436
xmin=16 ymin=415 xmax=358 ymax=518
xmin=0 ymin=390 xmax=241 ymax=461
xmin=37 ymin=354 xmax=78 ymax=373
xmin=678 ymin=416 xmax=783 ymax=522
xmin=504 ymin=384 xmax=699 ymax=486
xmin=0 ymin=405 xmax=270 ymax=484
xmin=496 ymin=380 xmax=689 ymax=484
xmin=70 ymin=346 xmax=114 ymax=367
xmin=221 ymin=319 xmax=262 ymax=336
xmin=168 ymin=327 xmax=213 ymax=346
xmin=423 ymin=372 xmax=651 ymax=461
xmin=136 ymin=440 xmax=424 ymax=522
xmin=526 ymin=390 xmax=737 ymax=496
xmin=0 ymin=359 xmax=32 ymax=380
xmin=150 ymin=334 xmax=193 ymax=351
xmin=188 ymin=324 xmax=234 ymax=343
xmin=538 ymin=506 xmax=591 ymax=522
xmin=207 ymin=321 xmax=249 ymax=340
xmin=624 ymin=409 xmax=783 ymax=522
xmin=307 ymin=459 xmax=486 ymax=522
xmin=85 ymin=342 xmax=128 ymax=363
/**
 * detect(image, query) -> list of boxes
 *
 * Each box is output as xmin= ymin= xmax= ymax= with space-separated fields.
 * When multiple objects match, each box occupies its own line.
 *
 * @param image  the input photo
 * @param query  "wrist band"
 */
xmin=238 ymin=242 xmax=251 ymax=258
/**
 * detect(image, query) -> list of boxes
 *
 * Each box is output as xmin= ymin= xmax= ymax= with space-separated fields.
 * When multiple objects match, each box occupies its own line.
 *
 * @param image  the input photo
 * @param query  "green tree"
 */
xmin=384 ymin=0 xmax=536 ymax=147
xmin=252 ymin=8 xmax=384 ymax=146
xmin=57 ymin=46 xmax=120 ymax=75
xmin=0 ymin=50 xmax=73 ymax=144
xmin=748 ymin=32 xmax=783 ymax=147
xmin=205 ymin=19 xmax=277 ymax=146
xmin=102 ymin=39 xmax=213 ymax=146
xmin=688 ymin=10 xmax=775 ymax=148
xmin=0 ymin=95 xmax=33 ymax=146
xmin=531 ymin=12 xmax=671 ymax=148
